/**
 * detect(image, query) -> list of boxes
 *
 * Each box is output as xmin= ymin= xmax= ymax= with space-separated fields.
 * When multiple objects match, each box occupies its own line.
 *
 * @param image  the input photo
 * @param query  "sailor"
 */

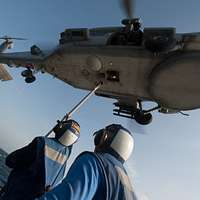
xmin=36 ymin=124 xmax=137 ymax=200
xmin=1 ymin=119 xmax=80 ymax=200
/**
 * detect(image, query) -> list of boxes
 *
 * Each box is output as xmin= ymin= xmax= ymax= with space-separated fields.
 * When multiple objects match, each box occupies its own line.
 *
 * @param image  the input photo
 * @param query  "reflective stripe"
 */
xmin=45 ymin=145 xmax=67 ymax=165
xmin=71 ymin=121 xmax=80 ymax=134
xmin=115 ymin=165 xmax=134 ymax=192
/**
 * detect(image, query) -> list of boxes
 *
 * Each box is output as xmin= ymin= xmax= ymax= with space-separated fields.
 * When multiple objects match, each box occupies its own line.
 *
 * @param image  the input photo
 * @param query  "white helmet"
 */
xmin=93 ymin=124 xmax=134 ymax=162
xmin=54 ymin=119 xmax=80 ymax=147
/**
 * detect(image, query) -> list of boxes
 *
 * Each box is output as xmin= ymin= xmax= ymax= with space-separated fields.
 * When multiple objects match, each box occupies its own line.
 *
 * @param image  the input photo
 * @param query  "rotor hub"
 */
xmin=121 ymin=18 xmax=140 ymax=26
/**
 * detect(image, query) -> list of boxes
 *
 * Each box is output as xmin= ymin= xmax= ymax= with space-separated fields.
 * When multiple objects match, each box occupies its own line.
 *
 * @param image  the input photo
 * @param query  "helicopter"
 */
xmin=0 ymin=0 xmax=200 ymax=125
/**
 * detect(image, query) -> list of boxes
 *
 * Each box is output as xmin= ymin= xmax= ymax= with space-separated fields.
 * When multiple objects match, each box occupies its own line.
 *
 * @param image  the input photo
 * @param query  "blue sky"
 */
xmin=0 ymin=0 xmax=200 ymax=199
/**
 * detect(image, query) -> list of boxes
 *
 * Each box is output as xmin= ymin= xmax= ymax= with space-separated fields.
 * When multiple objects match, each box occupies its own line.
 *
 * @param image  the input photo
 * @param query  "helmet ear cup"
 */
xmin=53 ymin=121 xmax=67 ymax=139
xmin=94 ymin=125 xmax=120 ymax=151
xmin=94 ymin=130 xmax=108 ymax=150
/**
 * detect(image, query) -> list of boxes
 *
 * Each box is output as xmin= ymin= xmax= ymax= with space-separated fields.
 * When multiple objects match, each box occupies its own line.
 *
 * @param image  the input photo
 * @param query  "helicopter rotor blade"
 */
xmin=121 ymin=0 xmax=135 ymax=19
xmin=0 ymin=36 xmax=27 ymax=40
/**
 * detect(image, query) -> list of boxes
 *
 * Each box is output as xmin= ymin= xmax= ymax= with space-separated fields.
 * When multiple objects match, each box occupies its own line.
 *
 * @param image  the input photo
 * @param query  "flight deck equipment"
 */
xmin=45 ymin=82 xmax=102 ymax=137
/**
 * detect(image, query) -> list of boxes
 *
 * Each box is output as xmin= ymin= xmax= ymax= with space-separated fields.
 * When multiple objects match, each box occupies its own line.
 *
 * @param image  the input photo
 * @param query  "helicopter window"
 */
xmin=106 ymin=70 xmax=120 ymax=82
xmin=59 ymin=28 xmax=89 ymax=44
xmin=89 ymin=27 xmax=122 ymax=36
xmin=71 ymin=30 xmax=85 ymax=37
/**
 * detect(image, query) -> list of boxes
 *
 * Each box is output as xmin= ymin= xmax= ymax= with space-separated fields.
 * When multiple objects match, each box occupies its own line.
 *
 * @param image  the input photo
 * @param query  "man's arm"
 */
xmin=6 ymin=137 xmax=41 ymax=168
xmin=36 ymin=153 xmax=104 ymax=200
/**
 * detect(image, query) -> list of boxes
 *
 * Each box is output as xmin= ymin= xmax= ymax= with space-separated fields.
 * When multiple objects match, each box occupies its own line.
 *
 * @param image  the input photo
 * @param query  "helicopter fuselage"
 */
xmin=45 ymin=44 xmax=159 ymax=100
xmin=42 ymin=27 xmax=200 ymax=111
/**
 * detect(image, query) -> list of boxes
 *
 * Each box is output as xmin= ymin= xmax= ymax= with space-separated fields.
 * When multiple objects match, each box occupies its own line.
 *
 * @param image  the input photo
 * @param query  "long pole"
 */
xmin=45 ymin=82 xmax=102 ymax=137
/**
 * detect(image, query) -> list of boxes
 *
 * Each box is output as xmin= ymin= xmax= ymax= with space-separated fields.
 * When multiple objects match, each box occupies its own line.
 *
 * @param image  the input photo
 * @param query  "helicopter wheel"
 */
xmin=21 ymin=69 xmax=33 ymax=77
xmin=134 ymin=110 xmax=152 ymax=125
xmin=25 ymin=76 xmax=36 ymax=83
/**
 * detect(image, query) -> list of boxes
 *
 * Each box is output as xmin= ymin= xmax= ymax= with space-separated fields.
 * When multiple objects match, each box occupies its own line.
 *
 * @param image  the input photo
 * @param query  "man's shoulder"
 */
xmin=77 ymin=151 xmax=97 ymax=160
xmin=77 ymin=151 xmax=111 ymax=161
xmin=35 ymin=136 xmax=57 ymax=144
xmin=67 ymin=151 xmax=104 ymax=178
xmin=33 ymin=136 xmax=45 ymax=142
xmin=75 ymin=151 xmax=101 ymax=165
xmin=30 ymin=136 xmax=46 ymax=148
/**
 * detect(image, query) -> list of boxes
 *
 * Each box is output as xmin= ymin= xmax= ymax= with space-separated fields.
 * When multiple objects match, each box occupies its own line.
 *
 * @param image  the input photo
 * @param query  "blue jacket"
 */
xmin=37 ymin=151 xmax=137 ymax=200
xmin=1 ymin=136 xmax=72 ymax=200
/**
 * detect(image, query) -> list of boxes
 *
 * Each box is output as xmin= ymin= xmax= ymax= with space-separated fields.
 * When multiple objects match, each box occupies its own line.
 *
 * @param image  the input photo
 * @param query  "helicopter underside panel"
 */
xmin=44 ymin=46 xmax=161 ymax=101
xmin=148 ymin=52 xmax=200 ymax=110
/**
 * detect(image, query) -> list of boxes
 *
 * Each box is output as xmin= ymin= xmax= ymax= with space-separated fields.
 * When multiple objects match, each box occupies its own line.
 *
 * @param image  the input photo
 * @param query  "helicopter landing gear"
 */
xmin=113 ymin=101 xmax=156 ymax=125
xmin=134 ymin=110 xmax=152 ymax=125
xmin=25 ymin=76 xmax=36 ymax=83
xmin=134 ymin=100 xmax=153 ymax=125
xmin=21 ymin=68 xmax=36 ymax=83
xmin=21 ymin=69 xmax=32 ymax=77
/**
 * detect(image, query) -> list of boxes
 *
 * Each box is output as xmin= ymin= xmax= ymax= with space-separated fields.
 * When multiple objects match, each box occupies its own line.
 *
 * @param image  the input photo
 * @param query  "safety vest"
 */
xmin=39 ymin=137 xmax=72 ymax=188
xmin=1 ymin=137 xmax=72 ymax=200
xmin=92 ymin=152 xmax=137 ymax=200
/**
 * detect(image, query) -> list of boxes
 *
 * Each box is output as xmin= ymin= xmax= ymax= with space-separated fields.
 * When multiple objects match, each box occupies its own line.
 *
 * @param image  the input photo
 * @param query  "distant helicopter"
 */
xmin=0 ymin=0 xmax=199 ymax=125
